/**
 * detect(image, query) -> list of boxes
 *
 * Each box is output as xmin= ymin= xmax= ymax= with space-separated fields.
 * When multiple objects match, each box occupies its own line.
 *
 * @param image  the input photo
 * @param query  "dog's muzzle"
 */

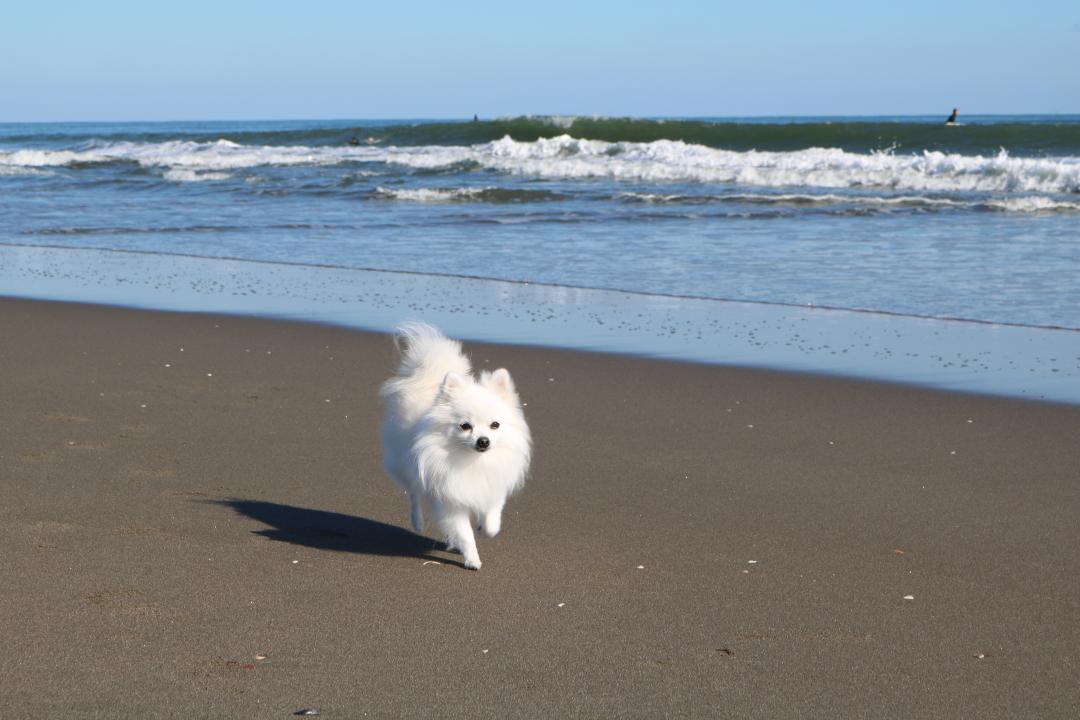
xmin=474 ymin=436 xmax=490 ymax=452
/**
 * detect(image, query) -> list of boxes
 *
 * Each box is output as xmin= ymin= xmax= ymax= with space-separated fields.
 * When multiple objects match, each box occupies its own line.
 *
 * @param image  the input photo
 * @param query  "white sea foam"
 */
xmin=469 ymin=136 xmax=1080 ymax=194
xmin=0 ymin=140 xmax=357 ymax=170
xmin=618 ymin=191 xmax=969 ymax=208
xmin=664 ymin=191 xmax=1063 ymax=213
xmin=981 ymin=196 xmax=1080 ymax=212
xmin=374 ymin=186 xmax=488 ymax=202
xmin=494 ymin=114 xmax=597 ymax=128
xmin=162 ymin=168 xmax=232 ymax=182
xmin=2 ymin=149 xmax=90 ymax=166
xmin=546 ymin=116 xmax=580 ymax=129
xmin=0 ymin=165 xmax=51 ymax=176
xmin=4 ymin=135 xmax=1080 ymax=200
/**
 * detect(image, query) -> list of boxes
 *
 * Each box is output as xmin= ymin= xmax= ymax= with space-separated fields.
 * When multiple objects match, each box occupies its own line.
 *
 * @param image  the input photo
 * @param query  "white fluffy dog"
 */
xmin=379 ymin=322 xmax=531 ymax=570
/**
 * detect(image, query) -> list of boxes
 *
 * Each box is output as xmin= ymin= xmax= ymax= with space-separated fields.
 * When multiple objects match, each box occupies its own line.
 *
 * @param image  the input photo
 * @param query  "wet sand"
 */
xmin=2 ymin=297 xmax=1079 ymax=718
xmin=6 ymin=243 xmax=1079 ymax=404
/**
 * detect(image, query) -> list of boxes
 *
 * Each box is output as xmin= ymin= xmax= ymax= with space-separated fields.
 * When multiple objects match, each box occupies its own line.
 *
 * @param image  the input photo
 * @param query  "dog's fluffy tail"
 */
xmin=380 ymin=322 xmax=471 ymax=406
xmin=380 ymin=321 xmax=468 ymax=425
xmin=391 ymin=321 xmax=465 ymax=375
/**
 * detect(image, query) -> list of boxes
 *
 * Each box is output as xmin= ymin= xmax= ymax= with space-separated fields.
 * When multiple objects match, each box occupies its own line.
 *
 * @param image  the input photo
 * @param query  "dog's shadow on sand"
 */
xmin=212 ymin=499 xmax=460 ymax=567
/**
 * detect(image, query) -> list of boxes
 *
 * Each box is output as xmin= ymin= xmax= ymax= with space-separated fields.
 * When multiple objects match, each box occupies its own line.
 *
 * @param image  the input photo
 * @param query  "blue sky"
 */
xmin=4 ymin=0 xmax=1078 ymax=121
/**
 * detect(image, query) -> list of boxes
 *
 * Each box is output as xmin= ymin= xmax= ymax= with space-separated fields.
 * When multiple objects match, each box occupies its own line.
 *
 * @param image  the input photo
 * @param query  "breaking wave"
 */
xmin=617 ymin=191 xmax=1080 ymax=212
xmin=5 ymin=116 xmax=1080 ymax=155
xmin=4 ymin=135 xmax=1078 ymax=197
xmin=163 ymin=168 xmax=232 ymax=182
xmin=373 ymin=186 xmax=568 ymax=203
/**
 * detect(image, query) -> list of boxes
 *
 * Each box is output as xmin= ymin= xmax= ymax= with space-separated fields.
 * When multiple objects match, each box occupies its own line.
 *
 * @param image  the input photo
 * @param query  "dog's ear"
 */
xmin=440 ymin=372 xmax=467 ymax=397
xmin=484 ymin=368 xmax=518 ymax=403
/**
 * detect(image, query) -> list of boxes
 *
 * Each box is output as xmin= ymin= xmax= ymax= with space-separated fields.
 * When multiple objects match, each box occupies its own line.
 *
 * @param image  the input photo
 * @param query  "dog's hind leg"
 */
xmin=408 ymin=493 xmax=425 ymax=533
xmin=440 ymin=507 xmax=482 ymax=570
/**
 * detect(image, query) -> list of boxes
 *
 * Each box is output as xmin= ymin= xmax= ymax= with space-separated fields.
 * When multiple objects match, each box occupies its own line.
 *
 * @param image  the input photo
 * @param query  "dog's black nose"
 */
xmin=475 ymin=436 xmax=490 ymax=451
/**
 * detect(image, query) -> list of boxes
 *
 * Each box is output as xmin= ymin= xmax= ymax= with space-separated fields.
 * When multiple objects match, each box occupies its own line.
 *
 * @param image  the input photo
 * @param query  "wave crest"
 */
xmin=373 ymin=186 xmax=568 ymax=203
xmin=4 ymin=135 xmax=1079 ymax=197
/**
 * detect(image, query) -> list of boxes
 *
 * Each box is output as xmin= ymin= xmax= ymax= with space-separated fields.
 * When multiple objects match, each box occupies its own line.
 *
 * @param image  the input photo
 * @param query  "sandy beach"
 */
xmin=2 ymin=296 xmax=1079 ymax=719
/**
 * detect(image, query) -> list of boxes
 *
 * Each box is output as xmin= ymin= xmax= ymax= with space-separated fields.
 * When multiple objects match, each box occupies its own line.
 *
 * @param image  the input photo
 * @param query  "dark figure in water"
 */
xmin=473 ymin=114 xmax=479 ymax=122
xmin=348 ymin=136 xmax=360 ymax=146
xmin=945 ymin=108 xmax=959 ymax=125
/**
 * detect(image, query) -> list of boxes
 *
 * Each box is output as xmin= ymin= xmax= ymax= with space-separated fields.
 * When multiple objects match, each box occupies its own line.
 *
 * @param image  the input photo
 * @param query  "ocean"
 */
xmin=3 ymin=115 xmax=1080 ymax=330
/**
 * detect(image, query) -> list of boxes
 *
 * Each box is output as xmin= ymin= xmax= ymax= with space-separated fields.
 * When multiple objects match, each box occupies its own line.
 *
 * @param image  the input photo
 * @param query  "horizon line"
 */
xmin=4 ymin=112 xmax=1080 ymax=125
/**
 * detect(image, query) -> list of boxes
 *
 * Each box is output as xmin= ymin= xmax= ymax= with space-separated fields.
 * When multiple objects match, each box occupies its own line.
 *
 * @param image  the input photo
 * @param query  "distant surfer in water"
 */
xmin=473 ymin=114 xmax=479 ymax=122
xmin=348 ymin=136 xmax=360 ymax=146
xmin=945 ymin=108 xmax=959 ymax=125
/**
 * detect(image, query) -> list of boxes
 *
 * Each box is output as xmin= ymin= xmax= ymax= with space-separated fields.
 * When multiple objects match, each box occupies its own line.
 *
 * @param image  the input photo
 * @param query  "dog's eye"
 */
xmin=459 ymin=422 xmax=472 ymax=432
xmin=489 ymin=421 xmax=500 ymax=430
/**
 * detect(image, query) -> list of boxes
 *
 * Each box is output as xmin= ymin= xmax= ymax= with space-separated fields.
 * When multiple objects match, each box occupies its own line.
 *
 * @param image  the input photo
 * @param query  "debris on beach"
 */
xmin=903 ymin=595 xmax=915 ymax=601
xmin=556 ymin=602 xmax=565 ymax=608
xmin=294 ymin=708 xmax=321 ymax=716
xmin=422 ymin=560 xmax=443 ymax=566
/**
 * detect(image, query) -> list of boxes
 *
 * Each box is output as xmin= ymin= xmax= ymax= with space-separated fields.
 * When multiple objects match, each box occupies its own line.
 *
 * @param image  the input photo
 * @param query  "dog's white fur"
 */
xmin=379 ymin=322 xmax=531 ymax=570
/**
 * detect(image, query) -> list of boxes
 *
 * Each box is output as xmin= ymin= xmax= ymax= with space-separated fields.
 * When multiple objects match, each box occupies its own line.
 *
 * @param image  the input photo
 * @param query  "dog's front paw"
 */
xmin=480 ymin=512 xmax=501 ymax=538
xmin=463 ymin=555 xmax=482 ymax=571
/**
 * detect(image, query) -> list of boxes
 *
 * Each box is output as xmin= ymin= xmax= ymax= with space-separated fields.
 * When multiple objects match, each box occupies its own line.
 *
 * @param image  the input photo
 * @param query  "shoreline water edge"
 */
xmin=2 ymin=244 xmax=1077 ymax=405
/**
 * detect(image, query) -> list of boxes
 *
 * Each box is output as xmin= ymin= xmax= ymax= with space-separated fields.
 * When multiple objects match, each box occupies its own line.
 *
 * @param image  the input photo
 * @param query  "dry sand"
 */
xmin=2 ymin=297 xmax=1078 ymax=718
